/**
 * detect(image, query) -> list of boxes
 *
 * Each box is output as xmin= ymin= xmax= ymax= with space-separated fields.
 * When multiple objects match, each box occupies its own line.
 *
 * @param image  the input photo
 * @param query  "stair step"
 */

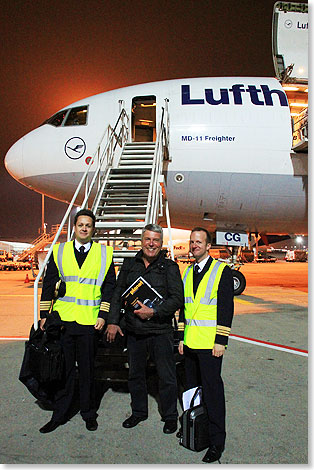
xmin=109 ymin=173 xmax=151 ymax=179
xmin=120 ymin=155 xmax=154 ymax=160
xmin=113 ymin=251 xmax=138 ymax=257
xmin=101 ymin=188 xmax=149 ymax=194
xmin=103 ymin=188 xmax=150 ymax=194
xmin=100 ymin=192 xmax=147 ymax=200
xmin=97 ymin=205 xmax=147 ymax=211
xmin=119 ymin=162 xmax=153 ymax=167
xmin=100 ymin=200 xmax=147 ymax=206
xmin=101 ymin=188 xmax=149 ymax=193
xmin=110 ymin=168 xmax=152 ymax=174
xmin=106 ymin=179 xmax=151 ymax=184
xmin=117 ymin=165 xmax=153 ymax=170
xmin=93 ymin=235 xmax=142 ymax=241
xmin=124 ymin=143 xmax=155 ymax=149
xmin=125 ymin=141 xmax=155 ymax=145
xmin=123 ymin=150 xmax=155 ymax=155
xmin=96 ymin=221 xmax=146 ymax=229
xmin=97 ymin=214 xmax=145 ymax=220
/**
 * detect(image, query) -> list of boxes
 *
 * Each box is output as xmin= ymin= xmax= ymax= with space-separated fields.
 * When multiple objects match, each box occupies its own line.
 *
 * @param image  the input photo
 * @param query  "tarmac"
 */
xmin=0 ymin=262 xmax=308 ymax=465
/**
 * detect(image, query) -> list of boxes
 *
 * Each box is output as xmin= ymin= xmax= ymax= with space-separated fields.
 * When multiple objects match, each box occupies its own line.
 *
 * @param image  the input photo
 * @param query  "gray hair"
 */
xmin=141 ymin=224 xmax=163 ymax=242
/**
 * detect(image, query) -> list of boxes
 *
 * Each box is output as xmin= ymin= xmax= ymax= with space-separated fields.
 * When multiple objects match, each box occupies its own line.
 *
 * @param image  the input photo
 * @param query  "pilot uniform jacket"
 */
xmin=39 ymin=240 xmax=116 ymax=423
xmin=108 ymin=249 xmax=184 ymax=335
xmin=179 ymin=256 xmax=234 ymax=448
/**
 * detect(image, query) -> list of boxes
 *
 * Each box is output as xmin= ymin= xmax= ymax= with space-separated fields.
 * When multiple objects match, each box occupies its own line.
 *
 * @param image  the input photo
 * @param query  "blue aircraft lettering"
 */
xmin=181 ymin=84 xmax=288 ymax=107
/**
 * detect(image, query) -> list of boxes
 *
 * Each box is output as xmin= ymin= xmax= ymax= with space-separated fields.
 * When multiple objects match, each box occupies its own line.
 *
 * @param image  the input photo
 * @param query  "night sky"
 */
xmin=0 ymin=0 xmax=307 ymax=242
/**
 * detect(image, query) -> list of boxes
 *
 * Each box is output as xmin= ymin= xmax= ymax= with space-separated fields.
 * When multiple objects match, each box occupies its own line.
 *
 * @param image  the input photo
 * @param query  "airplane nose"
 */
xmin=4 ymin=137 xmax=25 ymax=181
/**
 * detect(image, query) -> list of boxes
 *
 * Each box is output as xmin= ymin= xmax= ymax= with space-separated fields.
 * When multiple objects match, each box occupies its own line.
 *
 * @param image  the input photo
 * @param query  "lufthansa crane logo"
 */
xmin=64 ymin=137 xmax=86 ymax=160
xmin=284 ymin=19 xmax=293 ymax=28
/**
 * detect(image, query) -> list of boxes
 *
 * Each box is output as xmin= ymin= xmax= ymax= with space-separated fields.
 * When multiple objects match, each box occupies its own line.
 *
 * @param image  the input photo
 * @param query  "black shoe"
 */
xmin=85 ymin=418 xmax=98 ymax=431
xmin=122 ymin=415 xmax=147 ymax=428
xmin=163 ymin=419 xmax=177 ymax=434
xmin=39 ymin=419 xmax=62 ymax=434
xmin=202 ymin=444 xmax=224 ymax=463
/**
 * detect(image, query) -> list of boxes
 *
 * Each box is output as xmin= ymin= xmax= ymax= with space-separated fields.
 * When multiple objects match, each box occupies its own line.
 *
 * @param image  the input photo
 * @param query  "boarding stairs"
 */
xmin=92 ymin=141 xmax=159 ymax=262
xmin=33 ymin=101 xmax=173 ymax=328
xmin=292 ymin=107 xmax=308 ymax=153
xmin=16 ymin=225 xmax=68 ymax=261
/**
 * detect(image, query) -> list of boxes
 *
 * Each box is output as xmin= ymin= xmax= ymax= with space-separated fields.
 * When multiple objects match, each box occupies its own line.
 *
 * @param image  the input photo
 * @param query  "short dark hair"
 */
xmin=191 ymin=227 xmax=212 ymax=244
xmin=74 ymin=208 xmax=96 ymax=227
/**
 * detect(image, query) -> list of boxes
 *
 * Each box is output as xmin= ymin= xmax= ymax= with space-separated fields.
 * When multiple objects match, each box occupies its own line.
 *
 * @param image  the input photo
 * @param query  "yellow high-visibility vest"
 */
xmin=52 ymin=242 xmax=113 ymax=325
xmin=183 ymin=259 xmax=226 ymax=349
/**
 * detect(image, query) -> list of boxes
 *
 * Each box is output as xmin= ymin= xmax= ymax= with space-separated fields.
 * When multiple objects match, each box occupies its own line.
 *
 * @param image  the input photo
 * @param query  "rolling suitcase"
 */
xmin=180 ymin=386 xmax=210 ymax=452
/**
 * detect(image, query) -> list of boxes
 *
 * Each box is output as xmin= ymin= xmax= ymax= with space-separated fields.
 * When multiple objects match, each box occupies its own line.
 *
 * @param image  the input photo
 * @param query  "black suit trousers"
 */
xmin=52 ymin=328 xmax=98 ymax=422
xmin=127 ymin=332 xmax=178 ymax=421
xmin=184 ymin=346 xmax=226 ymax=447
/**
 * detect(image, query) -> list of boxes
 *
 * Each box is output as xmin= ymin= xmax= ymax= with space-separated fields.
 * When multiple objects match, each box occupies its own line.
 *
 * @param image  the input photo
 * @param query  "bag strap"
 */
xmin=39 ymin=331 xmax=48 ymax=347
xmin=190 ymin=386 xmax=202 ymax=408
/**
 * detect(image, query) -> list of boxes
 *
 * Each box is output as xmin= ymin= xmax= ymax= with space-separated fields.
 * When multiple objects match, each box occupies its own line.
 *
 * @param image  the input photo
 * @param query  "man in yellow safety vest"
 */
xmin=178 ymin=227 xmax=234 ymax=463
xmin=39 ymin=209 xmax=116 ymax=433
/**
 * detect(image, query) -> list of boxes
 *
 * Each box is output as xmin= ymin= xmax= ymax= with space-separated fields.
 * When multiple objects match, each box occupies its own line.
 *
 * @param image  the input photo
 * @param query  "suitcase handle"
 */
xmin=190 ymin=386 xmax=202 ymax=408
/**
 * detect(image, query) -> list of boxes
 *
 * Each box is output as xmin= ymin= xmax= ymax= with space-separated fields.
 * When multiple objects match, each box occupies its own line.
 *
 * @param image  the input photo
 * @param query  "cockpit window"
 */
xmin=42 ymin=105 xmax=88 ymax=127
xmin=64 ymin=106 xmax=88 ymax=126
xmin=43 ymin=110 xmax=69 ymax=127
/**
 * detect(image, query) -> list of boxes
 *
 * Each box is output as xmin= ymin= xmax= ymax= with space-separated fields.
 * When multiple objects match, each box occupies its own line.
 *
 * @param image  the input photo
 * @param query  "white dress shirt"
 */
xmin=74 ymin=240 xmax=91 ymax=253
xmin=194 ymin=255 xmax=210 ymax=273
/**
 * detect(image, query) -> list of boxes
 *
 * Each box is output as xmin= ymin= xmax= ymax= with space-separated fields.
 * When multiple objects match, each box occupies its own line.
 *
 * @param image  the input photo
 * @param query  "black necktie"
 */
xmin=79 ymin=246 xmax=85 ymax=253
xmin=194 ymin=264 xmax=200 ymax=274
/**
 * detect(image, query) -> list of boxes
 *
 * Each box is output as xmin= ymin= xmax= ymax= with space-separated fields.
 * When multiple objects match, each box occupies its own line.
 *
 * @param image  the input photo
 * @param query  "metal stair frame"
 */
xmin=92 ymin=99 xmax=173 ymax=260
xmin=33 ymin=106 xmax=130 ymax=329
xmin=33 ymin=99 xmax=174 ymax=329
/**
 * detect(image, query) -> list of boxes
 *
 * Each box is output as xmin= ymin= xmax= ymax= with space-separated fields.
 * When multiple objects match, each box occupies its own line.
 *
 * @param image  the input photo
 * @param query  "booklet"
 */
xmin=182 ymin=387 xmax=202 ymax=411
xmin=121 ymin=276 xmax=164 ymax=310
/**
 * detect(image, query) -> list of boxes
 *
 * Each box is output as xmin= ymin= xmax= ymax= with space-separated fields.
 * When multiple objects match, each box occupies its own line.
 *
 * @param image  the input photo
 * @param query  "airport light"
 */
xmin=296 ymin=236 xmax=303 ymax=244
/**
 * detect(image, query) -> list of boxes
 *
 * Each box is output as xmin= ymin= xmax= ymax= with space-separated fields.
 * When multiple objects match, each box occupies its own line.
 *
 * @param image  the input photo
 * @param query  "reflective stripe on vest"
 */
xmin=52 ymin=242 xmax=113 ymax=325
xmin=183 ymin=261 xmax=221 ymax=306
xmin=185 ymin=319 xmax=217 ymax=327
xmin=182 ymin=259 xmax=225 ymax=349
xmin=60 ymin=297 xmax=101 ymax=307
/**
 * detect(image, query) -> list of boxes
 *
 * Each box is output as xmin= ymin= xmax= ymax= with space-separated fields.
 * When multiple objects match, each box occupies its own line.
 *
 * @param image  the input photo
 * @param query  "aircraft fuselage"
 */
xmin=4 ymin=77 xmax=308 ymax=235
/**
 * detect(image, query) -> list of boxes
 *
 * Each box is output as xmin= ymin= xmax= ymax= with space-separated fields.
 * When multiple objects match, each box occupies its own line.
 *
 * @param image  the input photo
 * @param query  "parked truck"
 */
xmin=285 ymin=250 xmax=308 ymax=262
xmin=0 ymin=250 xmax=31 ymax=270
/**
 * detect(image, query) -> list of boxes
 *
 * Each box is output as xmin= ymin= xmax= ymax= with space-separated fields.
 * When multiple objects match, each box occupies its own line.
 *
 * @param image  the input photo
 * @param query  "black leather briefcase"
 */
xmin=22 ymin=320 xmax=64 ymax=384
xmin=27 ymin=331 xmax=64 ymax=383
xmin=180 ymin=387 xmax=210 ymax=452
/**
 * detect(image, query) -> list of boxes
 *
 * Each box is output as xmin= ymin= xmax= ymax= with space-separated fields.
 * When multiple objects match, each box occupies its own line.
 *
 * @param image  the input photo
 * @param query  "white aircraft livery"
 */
xmin=4 ymin=77 xmax=308 ymax=236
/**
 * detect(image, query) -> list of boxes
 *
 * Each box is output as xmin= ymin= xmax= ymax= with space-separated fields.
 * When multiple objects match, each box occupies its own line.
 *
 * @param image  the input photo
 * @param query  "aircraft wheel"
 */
xmin=232 ymin=270 xmax=246 ymax=296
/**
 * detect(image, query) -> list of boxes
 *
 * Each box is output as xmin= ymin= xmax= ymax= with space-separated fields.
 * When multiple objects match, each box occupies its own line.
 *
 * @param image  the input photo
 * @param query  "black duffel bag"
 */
xmin=19 ymin=318 xmax=65 ymax=405
xmin=27 ymin=330 xmax=64 ymax=383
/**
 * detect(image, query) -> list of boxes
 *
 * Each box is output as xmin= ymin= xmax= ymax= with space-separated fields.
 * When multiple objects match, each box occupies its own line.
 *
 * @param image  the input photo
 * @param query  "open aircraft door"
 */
xmin=131 ymin=95 xmax=156 ymax=142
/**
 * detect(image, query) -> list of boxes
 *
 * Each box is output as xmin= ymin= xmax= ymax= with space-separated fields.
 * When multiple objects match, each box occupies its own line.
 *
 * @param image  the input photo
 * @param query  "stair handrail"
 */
xmin=146 ymin=99 xmax=169 ymax=225
xmin=33 ymin=107 xmax=129 ymax=329
xmin=79 ymin=109 xmax=129 ymax=214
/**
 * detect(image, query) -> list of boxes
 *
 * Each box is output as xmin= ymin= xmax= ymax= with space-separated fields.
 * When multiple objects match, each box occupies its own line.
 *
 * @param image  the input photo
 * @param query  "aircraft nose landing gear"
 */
xmin=231 ymin=268 xmax=246 ymax=296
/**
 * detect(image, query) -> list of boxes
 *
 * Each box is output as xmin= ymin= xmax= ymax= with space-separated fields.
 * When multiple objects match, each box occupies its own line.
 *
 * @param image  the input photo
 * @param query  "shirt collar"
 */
xmin=194 ymin=255 xmax=210 ymax=272
xmin=74 ymin=240 xmax=91 ymax=252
